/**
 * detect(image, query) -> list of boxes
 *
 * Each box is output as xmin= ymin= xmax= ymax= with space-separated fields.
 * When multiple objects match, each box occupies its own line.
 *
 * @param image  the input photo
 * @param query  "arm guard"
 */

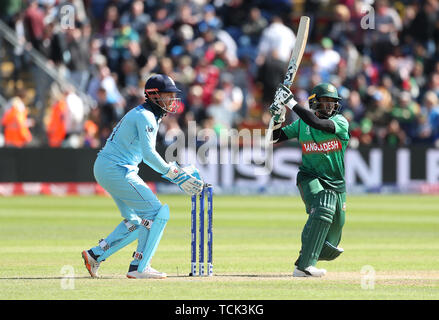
xmin=292 ymin=104 xmax=335 ymax=133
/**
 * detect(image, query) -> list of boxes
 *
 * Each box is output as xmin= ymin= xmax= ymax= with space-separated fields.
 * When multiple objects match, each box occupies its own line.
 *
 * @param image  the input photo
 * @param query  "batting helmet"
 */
xmin=308 ymin=83 xmax=341 ymax=119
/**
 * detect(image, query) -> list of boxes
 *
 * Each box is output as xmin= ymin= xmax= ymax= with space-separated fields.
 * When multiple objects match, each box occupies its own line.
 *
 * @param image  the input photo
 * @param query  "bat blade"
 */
xmin=283 ymin=16 xmax=310 ymax=90
xmin=265 ymin=16 xmax=310 ymax=147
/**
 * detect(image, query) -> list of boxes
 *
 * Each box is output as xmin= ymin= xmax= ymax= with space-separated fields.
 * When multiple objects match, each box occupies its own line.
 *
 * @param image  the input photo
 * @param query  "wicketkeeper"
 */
xmin=82 ymin=74 xmax=204 ymax=279
xmin=269 ymin=83 xmax=349 ymax=277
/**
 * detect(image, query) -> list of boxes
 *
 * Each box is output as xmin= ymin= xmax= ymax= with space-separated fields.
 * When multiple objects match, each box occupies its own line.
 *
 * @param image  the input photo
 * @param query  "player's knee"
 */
xmin=312 ymin=190 xmax=337 ymax=223
xmin=139 ymin=204 xmax=169 ymax=230
xmin=147 ymin=203 xmax=169 ymax=221
xmin=123 ymin=219 xmax=138 ymax=232
xmin=156 ymin=204 xmax=170 ymax=221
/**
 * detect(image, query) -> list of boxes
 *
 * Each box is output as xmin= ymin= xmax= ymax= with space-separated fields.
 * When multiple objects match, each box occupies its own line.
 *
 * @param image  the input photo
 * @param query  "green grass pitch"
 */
xmin=0 ymin=194 xmax=438 ymax=300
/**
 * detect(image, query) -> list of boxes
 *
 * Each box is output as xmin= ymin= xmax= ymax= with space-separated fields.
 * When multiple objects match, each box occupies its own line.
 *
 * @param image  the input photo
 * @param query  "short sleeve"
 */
xmin=330 ymin=115 xmax=349 ymax=141
xmin=281 ymin=119 xmax=300 ymax=140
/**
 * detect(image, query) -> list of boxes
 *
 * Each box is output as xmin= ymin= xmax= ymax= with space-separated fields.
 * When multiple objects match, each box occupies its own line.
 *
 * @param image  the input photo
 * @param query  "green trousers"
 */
xmin=296 ymin=172 xmax=346 ymax=267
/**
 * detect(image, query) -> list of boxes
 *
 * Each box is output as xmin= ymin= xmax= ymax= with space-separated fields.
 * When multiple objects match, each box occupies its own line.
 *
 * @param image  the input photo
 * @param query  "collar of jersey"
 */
xmin=143 ymin=100 xmax=166 ymax=122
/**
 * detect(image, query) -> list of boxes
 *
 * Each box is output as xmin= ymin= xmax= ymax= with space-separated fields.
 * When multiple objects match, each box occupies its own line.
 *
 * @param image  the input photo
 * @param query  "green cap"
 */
xmin=309 ymin=83 xmax=341 ymax=101
xmin=321 ymin=37 xmax=333 ymax=49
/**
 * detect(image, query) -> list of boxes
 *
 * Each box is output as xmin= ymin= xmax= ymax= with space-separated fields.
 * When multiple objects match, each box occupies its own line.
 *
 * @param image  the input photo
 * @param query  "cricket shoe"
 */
xmin=293 ymin=266 xmax=327 ymax=277
xmin=126 ymin=264 xmax=167 ymax=279
xmin=82 ymin=250 xmax=101 ymax=278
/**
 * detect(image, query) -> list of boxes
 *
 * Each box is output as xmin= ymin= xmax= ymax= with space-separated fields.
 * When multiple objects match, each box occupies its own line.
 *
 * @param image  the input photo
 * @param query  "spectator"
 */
xmin=219 ymin=72 xmax=243 ymax=118
xmin=23 ymin=0 xmax=45 ymax=51
xmin=168 ymin=24 xmax=195 ymax=58
xmin=345 ymin=90 xmax=365 ymax=123
xmin=364 ymin=86 xmax=393 ymax=131
xmin=174 ymin=55 xmax=196 ymax=89
xmin=88 ymin=64 xmax=125 ymax=117
xmin=39 ymin=22 xmax=64 ymax=66
xmin=194 ymin=57 xmax=220 ymax=106
xmin=46 ymin=87 xmax=68 ymax=147
xmin=407 ymin=0 xmax=438 ymax=56
xmin=414 ymin=112 xmax=433 ymax=144
xmin=242 ymin=7 xmax=268 ymax=46
xmin=312 ymin=37 xmax=341 ymax=83
xmin=162 ymin=115 xmax=184 ymax=147
xmin=256 ymin=16 xmax=296 ymax=66
xmin=107 ymin=22 xmax=140 ymax=73
xmin=410 ymin=61 xmax=426 ymax=99
xmin=420 ymin=91 xmax=439 ymax=143
xmin=83 ymin=118 xmax=100 ymax=148
xmin=172 ymin=3 xmax=199 ymax=32
xmin=382 ymin=119 xmax=407 ymax=146
xmin=391 ymin=91 xmax=420 ymax=139
xmin=1 ymin=96 xmax=33 ymax=147
xmin=65 ymin=24 xmax=91 ymax=92
xmin=140 ymin=22 xmax=168 ymax=63
xmin=328 ymin=4 xmax=355 ymax=47
xmin=206 ymin=89 xmax=233 ymax=131
xmin=63 ymin=86 xmax=86 ymax=148
xmin=89 ymin=37 xmax=107 ymax=67
xmin=185 ymin=84 xmax=207 ymax=124
xmin=198 ymin=4 xmax=222 ymax=33
xmin=120 ymin=0 xmax=150 ymax=35
xmin=256 ymin=16 xmax=296 ymax=104
xmin=120 ymin=58 xmax=139 ymax=88
xmin=369 ymin=0 xmax=402 ymax=62
xmin=96 ymin=87 xmax=118 ymax=142
xmin=153 ymin=5 xmax=175 ymax=35
xmin=99 ymin=4 xmax=119 ymax=38
xmin=11 ymin=11 xmax=28 ymax=90
xmin=216 ymin=29 xmax=239 ymax=68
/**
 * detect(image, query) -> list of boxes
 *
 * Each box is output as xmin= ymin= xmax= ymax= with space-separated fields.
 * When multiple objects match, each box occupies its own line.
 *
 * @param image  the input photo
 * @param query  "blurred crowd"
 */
xmin=0 ymin=0 xmax=439 ymax=148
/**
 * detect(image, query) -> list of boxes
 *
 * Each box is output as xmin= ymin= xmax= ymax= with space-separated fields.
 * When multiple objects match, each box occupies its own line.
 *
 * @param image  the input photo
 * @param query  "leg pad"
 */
xmin=318 ymin=241 xmax=344 ymax=261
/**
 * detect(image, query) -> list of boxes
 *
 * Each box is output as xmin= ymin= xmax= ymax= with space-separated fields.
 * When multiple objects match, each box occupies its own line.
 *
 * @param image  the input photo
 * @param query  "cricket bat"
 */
xmin=266 ymin=16 xmax=310 ymax=145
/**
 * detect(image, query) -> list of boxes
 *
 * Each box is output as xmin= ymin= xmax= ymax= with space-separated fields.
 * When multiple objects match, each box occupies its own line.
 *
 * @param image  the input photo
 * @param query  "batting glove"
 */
xmin=274 ymin=84 xmax=298 ymax=110
xmin=269 ymin=102 xmax=286 ymax=123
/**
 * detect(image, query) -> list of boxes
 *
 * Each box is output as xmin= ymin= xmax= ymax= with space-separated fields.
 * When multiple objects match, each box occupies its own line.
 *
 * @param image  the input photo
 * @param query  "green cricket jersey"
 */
xmin=282 ymin=114 xmax=350 ymax=192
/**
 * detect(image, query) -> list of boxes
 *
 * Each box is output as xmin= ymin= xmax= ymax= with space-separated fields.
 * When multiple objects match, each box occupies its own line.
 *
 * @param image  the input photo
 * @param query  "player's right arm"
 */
xmin=136 ymin=112 xmax=203 ymax=195
xmin=273 ymin=119 xmax=300 ymax=143
xmin=269 ymin=102 xmax=300 ymax=143
xmin=272 ymin=122 xmax=289 ymax=143
xmin=136 ymin=113 xmax=170 ymax=175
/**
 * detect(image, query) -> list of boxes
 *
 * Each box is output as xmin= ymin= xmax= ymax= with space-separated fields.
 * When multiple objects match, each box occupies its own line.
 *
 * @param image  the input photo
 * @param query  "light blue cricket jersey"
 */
xmin=98 ymin=104 xmax=170 ymax=175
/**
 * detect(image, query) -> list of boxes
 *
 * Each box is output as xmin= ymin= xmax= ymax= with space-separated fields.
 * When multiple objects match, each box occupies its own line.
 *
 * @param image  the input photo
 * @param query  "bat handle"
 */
xmin=265 ymin=117 xmax=274 ymax=147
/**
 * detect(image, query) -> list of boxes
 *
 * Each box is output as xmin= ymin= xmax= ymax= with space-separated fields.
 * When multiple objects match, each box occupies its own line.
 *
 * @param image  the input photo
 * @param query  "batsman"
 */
xmin=269 ymin=82 xmax=349 ymax=277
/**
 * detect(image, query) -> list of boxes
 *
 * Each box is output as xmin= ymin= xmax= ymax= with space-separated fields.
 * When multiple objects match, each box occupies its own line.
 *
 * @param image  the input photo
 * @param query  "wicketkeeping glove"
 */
xmin=162 ymin=162 xmax=204 ymax=196
xmin=274 ymin=84 xmax=298 ymax=110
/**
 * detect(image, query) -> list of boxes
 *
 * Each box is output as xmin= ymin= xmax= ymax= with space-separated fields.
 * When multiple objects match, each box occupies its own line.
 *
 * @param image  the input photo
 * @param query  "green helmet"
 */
xmin=308 ymin=83 xmax=341 ymax=119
